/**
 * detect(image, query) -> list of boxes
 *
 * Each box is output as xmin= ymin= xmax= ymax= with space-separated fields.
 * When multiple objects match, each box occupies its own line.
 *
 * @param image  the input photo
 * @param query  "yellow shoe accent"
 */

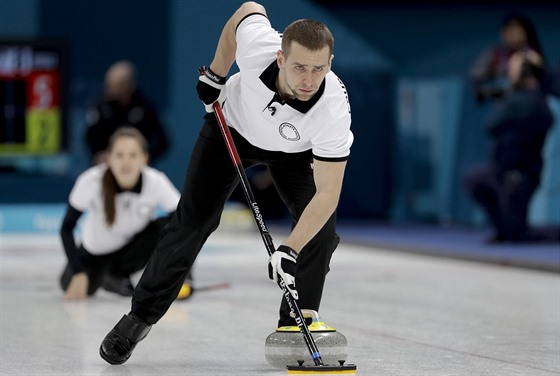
xmin=276 ymin=322 xmax=336 ymax=333
xmin=176 ymin=283 xmax=193 ymax=300
xmin=277 ymin=310 xmax=336 ymax=332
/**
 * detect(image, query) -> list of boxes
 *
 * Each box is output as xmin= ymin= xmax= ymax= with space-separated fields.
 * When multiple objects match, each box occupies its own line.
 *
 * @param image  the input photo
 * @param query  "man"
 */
xmin=99 ymin=1 xmax=353 ymax=365
xmin=85 ymin=60 xmax=169 ymax=165
xmin=464 ymin=49 xmax=555 ymax=242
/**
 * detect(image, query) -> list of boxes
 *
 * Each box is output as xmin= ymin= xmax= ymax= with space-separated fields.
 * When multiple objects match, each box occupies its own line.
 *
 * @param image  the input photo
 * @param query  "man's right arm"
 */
xmin=208 ymin=2 xmax=267 ymax=77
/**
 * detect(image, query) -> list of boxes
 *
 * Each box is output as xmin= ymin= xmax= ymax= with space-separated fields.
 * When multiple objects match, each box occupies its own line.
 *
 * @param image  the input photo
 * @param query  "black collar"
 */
xmin=259 ymin=61 xmax=325 ymax=114
xmin=116 ymin=172 xmax=143 ymax=194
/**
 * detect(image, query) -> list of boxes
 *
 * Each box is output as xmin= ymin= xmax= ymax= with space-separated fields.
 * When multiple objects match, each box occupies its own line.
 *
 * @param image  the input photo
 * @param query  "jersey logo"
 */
xmin=279 ymin=122 xmax=300 ymax=141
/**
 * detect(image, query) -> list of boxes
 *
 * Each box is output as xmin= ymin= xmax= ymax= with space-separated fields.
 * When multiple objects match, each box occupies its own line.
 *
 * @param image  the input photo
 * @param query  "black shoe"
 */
xmin=99 ymin=313 xmax=151 ymax=365
xmin=102 ymin=274 xmax=134 ymax=297
xmin=277 ymin=316 xmax=313 ymax=328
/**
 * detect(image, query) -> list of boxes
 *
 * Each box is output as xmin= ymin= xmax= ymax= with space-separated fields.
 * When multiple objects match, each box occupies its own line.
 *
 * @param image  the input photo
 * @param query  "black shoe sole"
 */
xmin=99 ymin=344 xmax=130 ymax=365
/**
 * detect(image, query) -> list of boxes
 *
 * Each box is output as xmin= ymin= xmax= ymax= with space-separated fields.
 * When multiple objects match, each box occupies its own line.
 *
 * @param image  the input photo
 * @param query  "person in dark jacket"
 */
xmin=464 ymin=49 xmax=556 ymax=242
xmin=85 ymin=61 xmax=169 ymax=165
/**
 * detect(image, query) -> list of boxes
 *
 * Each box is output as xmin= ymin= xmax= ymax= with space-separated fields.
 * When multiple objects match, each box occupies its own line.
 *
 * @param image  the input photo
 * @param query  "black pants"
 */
xmin=464 ymin=163 xmax=539 ymax=241
xmin=60 ymin=217 xmax=169 ymax=295
xmin=132 ymin=115 xmax=339 ymax=326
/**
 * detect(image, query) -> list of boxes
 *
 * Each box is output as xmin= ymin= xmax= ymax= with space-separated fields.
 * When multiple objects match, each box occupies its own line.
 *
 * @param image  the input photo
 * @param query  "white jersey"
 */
xmin=223 ymin=14 xmax=353 ymax=161
xmin=69 ymin=164 xmax=180 ymax=254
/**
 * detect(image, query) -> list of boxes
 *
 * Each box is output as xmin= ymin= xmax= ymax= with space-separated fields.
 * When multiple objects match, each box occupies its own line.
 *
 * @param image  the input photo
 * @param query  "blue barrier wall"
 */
xmin=0 ymin=0 xmax=38 ymax=36
xmin=0 ymin=0 xmax=558 ymax=226
xmin=0 ymin=0 xmax=395 ymax=221
xmin=530 ymin=97 xmax=560 ymax=225
xmin=314 ymin=1 xmax=560 ymax=226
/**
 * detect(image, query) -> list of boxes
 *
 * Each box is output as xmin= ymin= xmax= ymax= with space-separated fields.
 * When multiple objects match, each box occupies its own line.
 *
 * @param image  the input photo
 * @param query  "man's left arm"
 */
xmin=283 ymin=159 xmax=347 ymax=253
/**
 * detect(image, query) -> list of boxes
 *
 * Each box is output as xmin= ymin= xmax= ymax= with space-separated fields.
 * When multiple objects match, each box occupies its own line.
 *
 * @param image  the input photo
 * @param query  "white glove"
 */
xmin=268 ymin=245 xmax=298 ymax=299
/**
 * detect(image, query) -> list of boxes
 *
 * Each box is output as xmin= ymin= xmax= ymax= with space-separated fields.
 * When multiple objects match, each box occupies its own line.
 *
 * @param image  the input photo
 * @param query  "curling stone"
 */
xmin=265 ymin=309 xmax=348 ymax=368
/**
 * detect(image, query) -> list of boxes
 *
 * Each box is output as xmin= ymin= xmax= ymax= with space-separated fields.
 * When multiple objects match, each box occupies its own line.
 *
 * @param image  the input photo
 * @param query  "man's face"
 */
xmin=104 ymin=67 xmax=135 ymax=104
xmin=277 ymin=42 xmax=333 ymax=101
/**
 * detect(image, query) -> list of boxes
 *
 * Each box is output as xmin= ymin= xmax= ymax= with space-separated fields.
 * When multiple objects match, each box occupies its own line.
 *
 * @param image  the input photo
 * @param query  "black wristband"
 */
xmin=277 ymin=245 xmax=298 ymax=259
xmin=204 ymin=66 xmax=226 ymax=85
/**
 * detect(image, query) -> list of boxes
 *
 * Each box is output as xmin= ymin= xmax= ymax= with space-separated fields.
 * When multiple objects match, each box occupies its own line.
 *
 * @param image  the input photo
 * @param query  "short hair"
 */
xmin=106 ymin=60 xmax=138 ymax=87
xmin=281 ymin=19 xmax=334 ymax=57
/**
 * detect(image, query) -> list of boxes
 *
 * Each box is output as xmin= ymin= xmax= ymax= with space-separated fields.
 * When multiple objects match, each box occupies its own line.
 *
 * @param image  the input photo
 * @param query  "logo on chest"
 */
xmin=278 ymin=123 xmax=300 ymax=141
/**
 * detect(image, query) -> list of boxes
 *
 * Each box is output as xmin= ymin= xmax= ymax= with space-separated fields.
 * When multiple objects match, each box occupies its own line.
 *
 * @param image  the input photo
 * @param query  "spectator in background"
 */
xmin=469 ymin=13 xmax=543 ymax=103
xmin=464 ymin=49 xmax=556 ymax=243
xmin=85 ymin=61 xmax=169 ymax=165
xmin=60 ymin=128 xmax=191 ymax=301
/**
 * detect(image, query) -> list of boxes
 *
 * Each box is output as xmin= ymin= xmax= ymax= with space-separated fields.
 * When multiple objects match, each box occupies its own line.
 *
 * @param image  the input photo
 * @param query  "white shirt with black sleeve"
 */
xmin=68 ymin=164 xmax=180 ymax=255
xmin=223 ymin=13 xmax=353 ymax=162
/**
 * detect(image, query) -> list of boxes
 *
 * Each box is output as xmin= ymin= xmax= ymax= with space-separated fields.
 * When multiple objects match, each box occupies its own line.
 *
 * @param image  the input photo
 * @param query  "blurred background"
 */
xmin=0 ymin=0 xmax=558 ymax=234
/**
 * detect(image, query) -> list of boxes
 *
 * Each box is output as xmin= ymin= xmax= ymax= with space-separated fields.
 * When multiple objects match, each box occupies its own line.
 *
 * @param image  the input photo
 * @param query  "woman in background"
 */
xmin=469 ymin=13 xmax=543 ymax=102
xmin=60 ymin=127 xmax=191 ymax=300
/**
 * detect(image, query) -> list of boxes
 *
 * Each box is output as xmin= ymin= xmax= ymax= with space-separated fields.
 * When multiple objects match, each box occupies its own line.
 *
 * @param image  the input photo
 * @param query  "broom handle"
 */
xmin=212 ymin=101 xmax=324 ymax=366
